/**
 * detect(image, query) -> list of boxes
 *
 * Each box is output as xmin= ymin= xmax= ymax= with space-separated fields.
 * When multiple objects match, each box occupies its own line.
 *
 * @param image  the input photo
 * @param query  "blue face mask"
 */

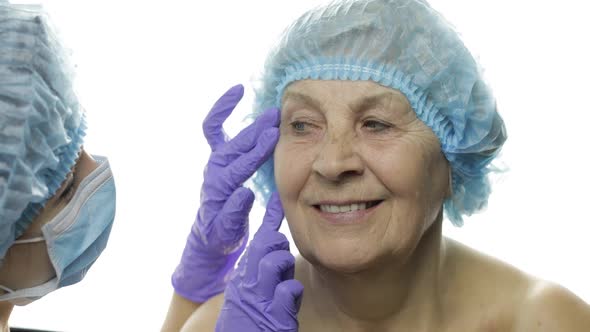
xmin=0 ymin=156 xmax=116 ymax=306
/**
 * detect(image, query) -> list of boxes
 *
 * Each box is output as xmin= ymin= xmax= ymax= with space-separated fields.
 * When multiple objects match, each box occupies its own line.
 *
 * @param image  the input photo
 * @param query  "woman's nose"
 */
xmin=311 ymin=135 xmax=364 ymax=182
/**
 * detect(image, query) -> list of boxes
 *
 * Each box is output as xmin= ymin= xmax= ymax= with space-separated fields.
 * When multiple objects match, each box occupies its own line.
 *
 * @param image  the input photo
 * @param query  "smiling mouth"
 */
xmin=313 ymin=200 xmax=383 ymax=213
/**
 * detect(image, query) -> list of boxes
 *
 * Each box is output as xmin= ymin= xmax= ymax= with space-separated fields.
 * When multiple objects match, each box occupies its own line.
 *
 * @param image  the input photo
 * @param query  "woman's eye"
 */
xmin=290 ymin=121 xmax=310 ymax=134
xmin=363 ymin=120 xmax=391 ymax=132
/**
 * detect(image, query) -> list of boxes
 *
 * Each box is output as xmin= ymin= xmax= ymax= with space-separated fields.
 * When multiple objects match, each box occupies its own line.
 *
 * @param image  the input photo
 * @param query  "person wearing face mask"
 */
xmin=0 ymin=2 xmax=116 ymax=330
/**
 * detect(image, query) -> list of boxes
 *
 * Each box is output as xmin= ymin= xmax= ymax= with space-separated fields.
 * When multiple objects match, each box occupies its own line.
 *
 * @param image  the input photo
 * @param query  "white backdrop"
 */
xmin=8 ymin=0 xmax=590 ymax=330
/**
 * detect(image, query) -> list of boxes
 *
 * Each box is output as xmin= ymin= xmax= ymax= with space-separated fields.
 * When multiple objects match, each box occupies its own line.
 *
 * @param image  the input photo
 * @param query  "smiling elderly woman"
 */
xmin=168 ymin=0 xmax=590 ymax=331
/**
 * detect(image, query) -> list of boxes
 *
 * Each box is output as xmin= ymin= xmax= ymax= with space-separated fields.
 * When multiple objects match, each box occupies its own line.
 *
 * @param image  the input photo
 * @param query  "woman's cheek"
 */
xmin=275 ymin=139 xmax=307 ymax=190
xmin=361 ymin=142 xmax=421 ymax=194
xmin=275 ymin=138 xmax=319 ymax=200
xmin=276 ymin=131 xmax=323 ymax=166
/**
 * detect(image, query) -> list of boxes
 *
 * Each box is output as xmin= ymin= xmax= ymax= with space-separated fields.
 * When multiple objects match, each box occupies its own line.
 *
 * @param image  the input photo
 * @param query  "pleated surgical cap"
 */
xmin=0 ymin=2 xmax=85 ymax=259
xmin=251 ymin=0 xmax=507 ymax=226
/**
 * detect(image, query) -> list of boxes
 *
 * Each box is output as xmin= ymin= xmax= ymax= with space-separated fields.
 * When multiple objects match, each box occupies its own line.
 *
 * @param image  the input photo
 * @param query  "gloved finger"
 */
xmin=225 ymin=107 xmax=280 ymax=155
xmin=217 ymin=187 xmax=255 ymax=246
xmin=243 ymin=230 xmax=290 ymax=285
xmin=259 ymin=192 xmax=284 ymax=232
xmin=202 ymin=84 xmax=244 ymax=151
xmin=253 ymin=250 xmax=296 ymax=301
xmin=268 ymin=279 xmax=304 ymax=324
xmin=223 ymin=127 xmax=279 ymax=190
xmin=210 ymin=107 xmax=280 ymax=167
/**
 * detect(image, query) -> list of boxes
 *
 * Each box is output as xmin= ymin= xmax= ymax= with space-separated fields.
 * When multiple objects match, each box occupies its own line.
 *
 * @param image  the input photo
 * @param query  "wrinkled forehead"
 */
xmin=281 ymin=79 xmax=412 ymax=113
xmin=284 ymin=79 xmax=408 ymax=100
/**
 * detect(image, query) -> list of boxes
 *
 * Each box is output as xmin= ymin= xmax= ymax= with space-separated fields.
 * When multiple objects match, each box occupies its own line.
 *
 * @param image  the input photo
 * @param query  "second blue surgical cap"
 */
xmin=251 ymin=0 xmax=507 ymax=226
xmin=0 ymin=2 xmax=85 ymax=258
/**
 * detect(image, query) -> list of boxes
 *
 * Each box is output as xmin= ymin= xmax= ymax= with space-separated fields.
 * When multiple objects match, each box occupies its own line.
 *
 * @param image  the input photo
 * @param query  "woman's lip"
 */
xmin=311 ymin=201 xmax=382 ymax=225
xmin=312 ymin=199 xmax=381 ymax=206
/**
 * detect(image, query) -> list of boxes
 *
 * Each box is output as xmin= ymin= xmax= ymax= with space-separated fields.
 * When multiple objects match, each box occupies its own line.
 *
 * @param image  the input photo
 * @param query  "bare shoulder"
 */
xmin=445 ymin=237 xmax=534 ymax=300
xmin=180 ymin=293 xmax=225 ymax=332
xmin=444 ymin=239 xmax=530 ymax=330
xmin=444 ymin=238 xmax=590 ymax=331
xmin=514 ymin=280 xmax=590 ymax=331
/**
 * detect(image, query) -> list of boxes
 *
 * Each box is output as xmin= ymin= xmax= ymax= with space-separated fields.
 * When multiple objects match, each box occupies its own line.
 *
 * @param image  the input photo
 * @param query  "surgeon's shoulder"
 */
xmin=180 ymin=293 xmax=225 ymax=332
xmin=514 ymin=280 xmax=590 ymax=331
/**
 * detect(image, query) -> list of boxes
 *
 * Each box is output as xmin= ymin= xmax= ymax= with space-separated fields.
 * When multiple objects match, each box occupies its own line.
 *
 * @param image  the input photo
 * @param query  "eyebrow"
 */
xmin=282 ymin=91 xmax=323 ymax=111
xmin=282 ymin=90 xmax=405 ymax=113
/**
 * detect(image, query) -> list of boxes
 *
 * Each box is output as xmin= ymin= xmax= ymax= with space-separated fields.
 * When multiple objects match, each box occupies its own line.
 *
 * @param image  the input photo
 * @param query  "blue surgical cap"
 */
xmin=250 ymin=0 xmax=507 ymax=226
xmin=0 ymin=2 xmax=85 ymax=258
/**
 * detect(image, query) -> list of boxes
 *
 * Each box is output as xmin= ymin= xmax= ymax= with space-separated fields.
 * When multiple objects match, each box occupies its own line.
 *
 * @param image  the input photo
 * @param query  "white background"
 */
xmin=8 ymin=0 xmax=590 ymax=330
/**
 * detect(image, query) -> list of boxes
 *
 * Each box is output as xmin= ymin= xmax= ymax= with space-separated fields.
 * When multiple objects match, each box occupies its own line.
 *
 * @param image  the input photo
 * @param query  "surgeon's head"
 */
xmin=250 ymin=0 xmax=507 ymax=272
xmin=0 ymin=151 xmax=99 ymax=296
xmin=0 ymin=2 xmax=116 ymax=309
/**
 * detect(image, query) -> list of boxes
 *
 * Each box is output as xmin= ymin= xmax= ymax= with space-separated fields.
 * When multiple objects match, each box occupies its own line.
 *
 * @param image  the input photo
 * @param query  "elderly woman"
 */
xmin=164 ymin=0 xmax=590 ymax=331
xmin=0 ymin=2 xmax=116 ymax=330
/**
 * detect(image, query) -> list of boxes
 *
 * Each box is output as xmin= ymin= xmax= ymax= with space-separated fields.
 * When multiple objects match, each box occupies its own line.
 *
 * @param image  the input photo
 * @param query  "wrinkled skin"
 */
xmin=275 ymin=80 xmax=450 ymax=274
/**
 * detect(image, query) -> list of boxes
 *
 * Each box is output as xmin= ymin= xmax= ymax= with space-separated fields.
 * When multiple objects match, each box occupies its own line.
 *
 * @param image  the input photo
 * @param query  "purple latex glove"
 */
xmin=172 ymin=84 xmax=280 ymax=303
xmin=215 ymin=192 xmax=304 ymax=332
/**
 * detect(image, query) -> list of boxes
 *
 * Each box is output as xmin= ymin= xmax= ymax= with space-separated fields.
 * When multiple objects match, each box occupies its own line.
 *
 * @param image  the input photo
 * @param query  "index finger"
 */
xmin=260 ymin=192 xmax=285 ymax=232
xmin=202 ymin=84 xmax=244 ymax=151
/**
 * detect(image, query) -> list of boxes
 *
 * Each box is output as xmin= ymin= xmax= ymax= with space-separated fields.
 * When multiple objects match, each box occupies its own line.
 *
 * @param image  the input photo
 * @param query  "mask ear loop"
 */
xmin=13 ymin=237 xmax=44 ymax=245
xmin=0 ymin=284 xmax=15 ymax=295
xmin=0 ymin=237 xmax=45 ymax=275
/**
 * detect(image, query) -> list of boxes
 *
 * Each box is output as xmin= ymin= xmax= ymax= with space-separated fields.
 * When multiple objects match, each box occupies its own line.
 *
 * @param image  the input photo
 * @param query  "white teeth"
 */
xmin=319 ymin=202 xmax=370 ymax=213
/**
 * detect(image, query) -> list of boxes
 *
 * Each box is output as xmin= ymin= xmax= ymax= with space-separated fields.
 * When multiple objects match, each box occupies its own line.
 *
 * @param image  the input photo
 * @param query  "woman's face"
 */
xmin=0 ymin=150 xmax=99 ymax=294
xmin=274 ymin=80 xmax=450 ymax=273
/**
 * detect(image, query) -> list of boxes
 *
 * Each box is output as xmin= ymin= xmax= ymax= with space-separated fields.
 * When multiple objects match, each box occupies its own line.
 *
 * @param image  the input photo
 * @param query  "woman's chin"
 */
xmin=315 ymin=258 xmax=375 ymax=274
xmin=302 ymin=240 xmax=381 ymax=274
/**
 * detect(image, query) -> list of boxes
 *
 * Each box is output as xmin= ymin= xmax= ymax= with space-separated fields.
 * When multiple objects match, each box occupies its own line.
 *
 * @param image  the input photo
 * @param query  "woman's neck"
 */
xmin=297 ymin=217 xmax=448 ymax=331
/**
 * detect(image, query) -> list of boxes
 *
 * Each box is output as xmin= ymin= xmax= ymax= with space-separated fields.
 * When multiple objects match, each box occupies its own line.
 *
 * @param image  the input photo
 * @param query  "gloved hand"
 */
xmin=215 ymin=192 xmax=304 ymax=332
xmin=172 ymin=84 xmax=280 ymax=303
